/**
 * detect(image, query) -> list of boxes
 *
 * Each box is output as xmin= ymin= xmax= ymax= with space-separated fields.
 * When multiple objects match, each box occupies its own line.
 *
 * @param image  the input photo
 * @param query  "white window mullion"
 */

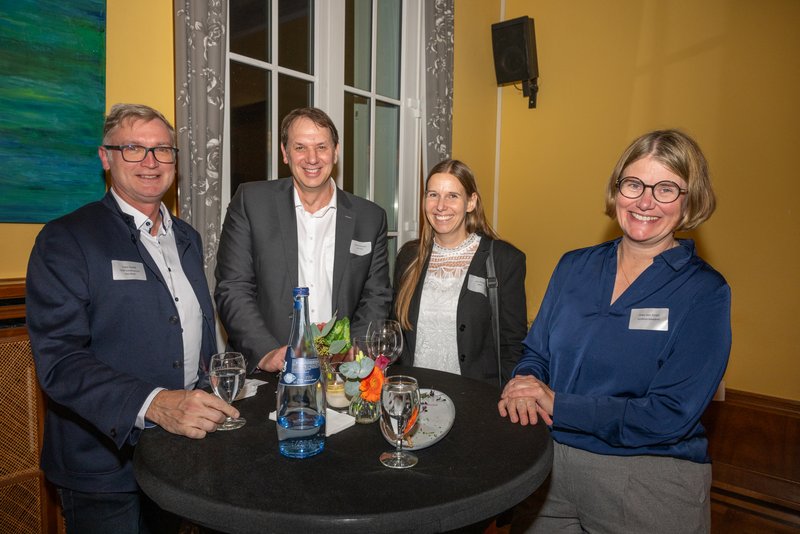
xmin=316 ymin=0 xmax=345 ymax=187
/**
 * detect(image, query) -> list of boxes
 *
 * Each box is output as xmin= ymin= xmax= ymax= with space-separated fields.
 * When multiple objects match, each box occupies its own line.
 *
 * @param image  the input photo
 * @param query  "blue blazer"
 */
xmin=26 ymin=192 xmax=217 ymax=492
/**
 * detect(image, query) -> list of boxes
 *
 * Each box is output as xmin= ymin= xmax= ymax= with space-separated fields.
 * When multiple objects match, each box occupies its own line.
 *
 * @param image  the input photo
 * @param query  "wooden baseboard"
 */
xmin=704 ymin=389 xmax=800 ymax=527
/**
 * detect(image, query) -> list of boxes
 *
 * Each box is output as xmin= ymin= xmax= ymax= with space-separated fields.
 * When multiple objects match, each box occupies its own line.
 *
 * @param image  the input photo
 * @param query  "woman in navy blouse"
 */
xmin=499 ymin=130 xmax=731 ymax=533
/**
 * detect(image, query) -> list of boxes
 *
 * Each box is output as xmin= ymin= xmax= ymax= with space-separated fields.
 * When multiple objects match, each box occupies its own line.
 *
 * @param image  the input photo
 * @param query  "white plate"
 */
xmin=380 ymin=388 xmax=455 ymax=451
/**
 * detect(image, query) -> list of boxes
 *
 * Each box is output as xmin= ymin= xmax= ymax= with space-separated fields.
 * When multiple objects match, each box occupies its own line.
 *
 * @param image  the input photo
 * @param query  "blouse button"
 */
xmin=459 ymin=324 xmax=466 ymax=332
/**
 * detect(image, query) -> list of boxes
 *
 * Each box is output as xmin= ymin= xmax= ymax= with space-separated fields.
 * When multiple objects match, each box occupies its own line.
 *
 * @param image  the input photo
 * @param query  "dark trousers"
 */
xmin=57 ymin=488 xmax=181 ymax=534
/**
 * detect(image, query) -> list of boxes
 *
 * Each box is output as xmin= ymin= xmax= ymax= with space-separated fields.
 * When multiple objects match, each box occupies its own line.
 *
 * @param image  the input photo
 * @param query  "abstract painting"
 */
xmin=0 ymin=0 xmax=106 ymax=223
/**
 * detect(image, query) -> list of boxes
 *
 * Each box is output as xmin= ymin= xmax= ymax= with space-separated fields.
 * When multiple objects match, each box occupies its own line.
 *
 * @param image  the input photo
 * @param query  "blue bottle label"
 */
xmin=280 ymin=349 xmax=321 ymax=386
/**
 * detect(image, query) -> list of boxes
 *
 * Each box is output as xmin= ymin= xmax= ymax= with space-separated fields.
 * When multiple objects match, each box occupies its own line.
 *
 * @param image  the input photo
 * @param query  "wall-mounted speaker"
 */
xmin=491 ymin=16 xmax=539 ymax=108
xmin=491 ymin=16 xmax=538 ymax=85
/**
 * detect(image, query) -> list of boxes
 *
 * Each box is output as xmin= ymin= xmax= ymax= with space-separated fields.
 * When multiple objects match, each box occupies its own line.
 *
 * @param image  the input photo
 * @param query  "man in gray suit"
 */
xmin=215 ymin=107 xmax=393 ymax=374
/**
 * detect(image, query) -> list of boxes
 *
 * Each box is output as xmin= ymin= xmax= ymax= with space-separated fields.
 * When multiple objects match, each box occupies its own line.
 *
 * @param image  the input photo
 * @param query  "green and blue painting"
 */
xmin=0 ymin=0 xmax=106 ymax=222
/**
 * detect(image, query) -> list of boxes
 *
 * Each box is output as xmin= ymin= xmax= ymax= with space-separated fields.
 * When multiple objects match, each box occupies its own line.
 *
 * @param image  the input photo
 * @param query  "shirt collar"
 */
xmin=293 ymin=179 xmax=337 ymax=217
xmin=110 ymin=188 xmax=172 ymax=234
xmin=662 ymin=238 xmax=694 ymax=270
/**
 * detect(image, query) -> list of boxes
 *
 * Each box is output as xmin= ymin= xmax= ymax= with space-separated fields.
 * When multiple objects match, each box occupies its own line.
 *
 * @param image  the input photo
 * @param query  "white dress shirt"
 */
xmin=294 ymin=180 xmax=337 ymax=325
xmin=111 ymin=189 xmax=204 ymax=428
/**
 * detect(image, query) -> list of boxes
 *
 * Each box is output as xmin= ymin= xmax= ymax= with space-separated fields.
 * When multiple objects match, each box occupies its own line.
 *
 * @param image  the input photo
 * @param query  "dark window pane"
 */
xmin=279 ymin=0 xmax=313 ymax=74
xmin=230 ymin=61 xmax=271 ymax=196
xmin=343 ymin=92 xmax=370 ymax=198
xmin=345 ymin=0 xmax=371 ymax=90
xmin=376 ymin=0 xmax=401 ymax=98
xmin=230 ymin=0 xmax=270 ymax=62
xmin=277 ymin=74 xmax=313 ymax=178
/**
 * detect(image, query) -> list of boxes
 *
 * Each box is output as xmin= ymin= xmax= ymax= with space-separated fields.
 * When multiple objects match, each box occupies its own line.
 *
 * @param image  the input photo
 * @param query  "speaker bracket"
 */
xmin=522 ymin=78 xmax=539 ymax=108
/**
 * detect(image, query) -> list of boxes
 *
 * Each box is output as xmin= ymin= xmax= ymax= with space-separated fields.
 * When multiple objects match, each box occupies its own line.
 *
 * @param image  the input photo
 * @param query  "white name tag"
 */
xmin=629 ymin=308 xmax=669 ymax=331
xmin=112 ymin=260 xmax=146 ymax=281
xmin=467 ymin=274 xmax=487 ymax=296
xmin=349 ymin=240 xmax=372 ymax=256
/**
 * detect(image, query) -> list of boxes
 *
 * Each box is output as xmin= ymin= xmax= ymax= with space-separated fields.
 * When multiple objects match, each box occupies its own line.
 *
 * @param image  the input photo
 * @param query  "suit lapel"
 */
xmin=277 ymin=179 xmax=299 ymax=290
xmin=332 ymin=190 xmax=354 ymax=311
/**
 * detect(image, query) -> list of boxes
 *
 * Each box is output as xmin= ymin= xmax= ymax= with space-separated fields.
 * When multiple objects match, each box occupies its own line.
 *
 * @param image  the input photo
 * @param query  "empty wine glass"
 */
xmin=379 ymin=375 xmax=420 ymax=469
xmin=209 ymin=352 xmax=247 ymax=430
xmin=367 ymin=320 xmax=403 ymax=367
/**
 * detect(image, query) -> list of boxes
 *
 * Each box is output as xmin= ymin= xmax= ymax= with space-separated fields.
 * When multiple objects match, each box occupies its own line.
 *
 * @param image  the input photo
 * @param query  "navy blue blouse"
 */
xmin=514 ymin=238 xmax=731 ymax=463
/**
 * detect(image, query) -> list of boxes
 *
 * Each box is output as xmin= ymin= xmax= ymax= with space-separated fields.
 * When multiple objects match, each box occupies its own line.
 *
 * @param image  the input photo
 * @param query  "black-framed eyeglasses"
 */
xmin=103 ymin=144 xmax=179 ymax=164
xmin=616 ymin=176 xmax=687 ymax=203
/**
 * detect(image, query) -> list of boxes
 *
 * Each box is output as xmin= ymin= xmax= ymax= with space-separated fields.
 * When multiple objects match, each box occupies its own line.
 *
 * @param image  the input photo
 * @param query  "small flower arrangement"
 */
xmin=314 ymin=313 xmax=351 ymax=358
xmin=339 ymin=348 xmax=391 ymax=402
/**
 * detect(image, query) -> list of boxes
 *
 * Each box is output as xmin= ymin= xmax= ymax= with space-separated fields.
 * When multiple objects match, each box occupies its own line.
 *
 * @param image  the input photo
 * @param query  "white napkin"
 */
xmin=269 ymin=409 xmax=356 ymax=436
xmin=234 ymin=378 xmax=268 ymax=401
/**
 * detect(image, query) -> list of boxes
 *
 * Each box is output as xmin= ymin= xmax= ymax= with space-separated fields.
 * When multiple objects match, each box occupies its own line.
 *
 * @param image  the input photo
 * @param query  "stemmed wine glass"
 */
xmin=379 ymin=375 xmax=420 ymax=469
xmin=367 ymin=320 xmax=403 ymax=367
xmin=209 ymin=352 xmax=247 ymax=431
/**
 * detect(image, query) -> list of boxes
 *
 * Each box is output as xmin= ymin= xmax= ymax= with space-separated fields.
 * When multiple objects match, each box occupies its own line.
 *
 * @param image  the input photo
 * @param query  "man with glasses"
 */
xmin=26 ymin=103 xmax=237 ymax=533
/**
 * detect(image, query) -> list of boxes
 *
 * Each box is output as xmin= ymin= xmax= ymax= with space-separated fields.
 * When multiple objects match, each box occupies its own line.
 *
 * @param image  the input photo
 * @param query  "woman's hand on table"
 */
xmin=146 ymin=390 xmax=240 ymax=439
xmin=498 ymin=376 xmax=555 ymax=426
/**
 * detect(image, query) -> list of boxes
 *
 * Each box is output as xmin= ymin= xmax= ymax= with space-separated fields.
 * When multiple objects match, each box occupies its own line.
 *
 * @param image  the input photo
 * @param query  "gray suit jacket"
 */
xmin=215 ymin=178 xmax=392 ymax=373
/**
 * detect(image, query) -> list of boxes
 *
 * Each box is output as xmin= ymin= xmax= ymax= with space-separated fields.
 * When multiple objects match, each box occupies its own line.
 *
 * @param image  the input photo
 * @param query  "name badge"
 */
xmin=350 ymin=240 xmax=372 ymax=256
xmin=629 ymin=308 xmax=669 ymax=331
xmin=467 ymin=274 xmax=487 ymax=296
xmin=112 ymin=260 xmax=146 ymax=281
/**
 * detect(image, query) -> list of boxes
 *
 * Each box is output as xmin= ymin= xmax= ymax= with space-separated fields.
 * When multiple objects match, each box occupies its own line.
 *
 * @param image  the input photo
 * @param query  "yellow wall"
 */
xmin=0 ymin=0 xmax=174 ymax=279
xmin=3 ymin=1 xmax=797 ymax=400
xmin=454 ymin=0 xmax=800 ymax=400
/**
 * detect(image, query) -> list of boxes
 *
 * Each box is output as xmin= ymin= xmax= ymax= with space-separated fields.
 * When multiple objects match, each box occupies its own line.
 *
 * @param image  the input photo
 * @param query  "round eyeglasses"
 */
xmin=103 ymin=144 xmax=179 ymax=164
xmin=616 ymin=177 xmax=687 ymax=203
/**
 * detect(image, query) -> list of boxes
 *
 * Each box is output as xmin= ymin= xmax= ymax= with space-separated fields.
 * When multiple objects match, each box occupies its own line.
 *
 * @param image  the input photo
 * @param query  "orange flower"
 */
xmin=359 ymin=366 xmax=385 ymax=403
xmin=404 ymin=406 xmax=419 ymax=433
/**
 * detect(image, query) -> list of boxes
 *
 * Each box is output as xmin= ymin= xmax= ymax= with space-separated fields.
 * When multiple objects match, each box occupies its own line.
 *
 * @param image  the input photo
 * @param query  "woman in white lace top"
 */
xmin=393 ymin=159 xmax=528 ymax=386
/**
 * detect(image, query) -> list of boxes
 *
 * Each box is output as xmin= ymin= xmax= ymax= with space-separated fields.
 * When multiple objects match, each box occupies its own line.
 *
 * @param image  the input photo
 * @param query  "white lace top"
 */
xmin=414 ymin=233 xmax=481 ymax=375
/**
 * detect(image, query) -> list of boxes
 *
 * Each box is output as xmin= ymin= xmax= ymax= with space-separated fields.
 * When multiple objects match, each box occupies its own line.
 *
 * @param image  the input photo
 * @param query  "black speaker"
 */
xmin=491 ymin=16 xmax=538 ymax=85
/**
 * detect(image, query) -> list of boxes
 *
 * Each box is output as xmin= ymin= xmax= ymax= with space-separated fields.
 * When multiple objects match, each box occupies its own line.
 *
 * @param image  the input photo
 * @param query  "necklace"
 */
xmin=618 ymin=250 xmax=634 ymax=286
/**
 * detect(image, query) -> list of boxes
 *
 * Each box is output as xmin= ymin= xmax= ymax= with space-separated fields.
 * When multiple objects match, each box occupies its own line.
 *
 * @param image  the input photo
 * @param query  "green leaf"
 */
xmin=356 ymin=357 xmax=374 ymax=379
xmin=339 ymin=361 xmax=359 ymax=379
xmin=329 ymin=339 xmax=348 ymax=355
xmin=345 ymin=381 xmax=361 ymax=396
xmin=319 ymin=311 xmax=337 ymax=337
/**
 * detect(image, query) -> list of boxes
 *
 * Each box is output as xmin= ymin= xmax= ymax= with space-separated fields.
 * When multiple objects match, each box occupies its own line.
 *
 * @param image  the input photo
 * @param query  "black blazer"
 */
xmin=393 ymin=236 xmax=528 ymax=386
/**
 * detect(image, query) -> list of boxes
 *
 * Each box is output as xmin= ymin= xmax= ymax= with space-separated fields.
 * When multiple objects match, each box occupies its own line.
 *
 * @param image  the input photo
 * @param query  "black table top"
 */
xmin=134 ymin=366 xmax=552 ymax=533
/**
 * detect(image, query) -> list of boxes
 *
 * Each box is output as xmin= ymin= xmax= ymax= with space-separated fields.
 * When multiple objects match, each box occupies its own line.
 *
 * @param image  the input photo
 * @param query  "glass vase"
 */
xmin=348 ymin=393 xmax=380 ymax=424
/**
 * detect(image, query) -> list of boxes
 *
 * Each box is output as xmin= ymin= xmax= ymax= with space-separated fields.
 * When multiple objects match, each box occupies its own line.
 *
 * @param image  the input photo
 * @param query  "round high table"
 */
xmin=134 ymin=366 xmax=552 ymax=533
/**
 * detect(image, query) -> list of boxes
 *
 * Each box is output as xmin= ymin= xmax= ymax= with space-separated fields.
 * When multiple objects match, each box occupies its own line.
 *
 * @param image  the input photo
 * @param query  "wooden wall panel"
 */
xmin=704 ymin=390 xmax=800 ymax=530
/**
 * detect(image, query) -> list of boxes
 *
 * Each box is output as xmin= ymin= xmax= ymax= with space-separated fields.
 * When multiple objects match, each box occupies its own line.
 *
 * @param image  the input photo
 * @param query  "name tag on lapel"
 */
xmin=350 ymin=240 xmax=372 ymax=256
xmin=629 ymin=308 xmax=669 ymax=331
xmin=112 ymin=260 xmax=147 ymax=281
xmin=467 ymin=274 xmax=487 ymax=296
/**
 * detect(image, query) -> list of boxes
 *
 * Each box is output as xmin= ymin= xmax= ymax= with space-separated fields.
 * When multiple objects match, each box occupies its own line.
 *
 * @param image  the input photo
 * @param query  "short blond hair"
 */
xmin=604 ymin=129 xmax=716 ymax=231
xmin=102 ymin=103 xmax=175 ymax=145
